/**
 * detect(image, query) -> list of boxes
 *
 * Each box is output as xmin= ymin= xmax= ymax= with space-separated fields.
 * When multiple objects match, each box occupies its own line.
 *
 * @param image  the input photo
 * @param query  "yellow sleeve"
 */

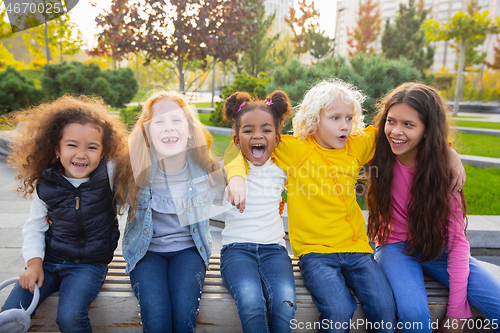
xmin=224 ymin=142 xmax=248 ymax=180
xmin=272 ymin=135 xmax=305 ymax=170
xmin=349 ymin=125 xmax=379 ymax=165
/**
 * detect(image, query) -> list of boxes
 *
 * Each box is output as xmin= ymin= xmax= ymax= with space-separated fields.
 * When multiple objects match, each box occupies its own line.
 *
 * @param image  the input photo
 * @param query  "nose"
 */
xmin=252 ymin=131 xmax=264 ymax=139
xmin=164 ymin=120 xmax=175 ymax=131
xmin=75 ymin=148 xmax=86 ymax=159
xmin=391 ymin=124 xmax=403 ymax=135
xmin=340 ymin=119 xmax=348 ymax=131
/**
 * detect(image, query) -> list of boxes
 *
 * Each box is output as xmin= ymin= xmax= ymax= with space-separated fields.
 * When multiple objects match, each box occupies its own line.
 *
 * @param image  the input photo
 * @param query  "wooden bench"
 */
xmin=28 ymin=254 xmax=486 ymax=332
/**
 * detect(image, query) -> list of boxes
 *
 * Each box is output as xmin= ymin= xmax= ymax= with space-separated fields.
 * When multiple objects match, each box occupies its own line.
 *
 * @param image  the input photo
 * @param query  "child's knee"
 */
xmin=56 ymin=310 xmax=90 ymax=332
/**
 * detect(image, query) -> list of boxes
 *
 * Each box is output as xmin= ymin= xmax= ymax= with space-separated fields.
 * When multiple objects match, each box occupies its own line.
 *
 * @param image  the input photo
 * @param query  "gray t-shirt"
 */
xmin=148 ymin=164 xmax=195 ymax=252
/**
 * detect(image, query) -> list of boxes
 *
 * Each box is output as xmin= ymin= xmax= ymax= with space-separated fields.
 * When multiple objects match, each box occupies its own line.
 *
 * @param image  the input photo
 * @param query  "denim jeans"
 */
xmin=220 ymin=243 xmax=296 ymax=333
xmin=129 ymin=247 xmax=206 ymax=333
xmin=375 ymin=242 xmax=500 ymax=333
xmin=298 ymin=252 xmax=397 ymax=333
xmin=1 ymin=257 xmax=108 ymax=333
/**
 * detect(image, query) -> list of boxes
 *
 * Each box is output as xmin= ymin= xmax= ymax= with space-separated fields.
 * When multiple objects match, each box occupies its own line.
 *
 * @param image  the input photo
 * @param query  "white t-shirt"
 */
xmin=222 ymin=158 xmax=287 ymax=246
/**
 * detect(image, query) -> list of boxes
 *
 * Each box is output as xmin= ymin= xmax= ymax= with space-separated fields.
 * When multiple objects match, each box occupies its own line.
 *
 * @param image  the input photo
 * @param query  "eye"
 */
xmin=386 ymin=119 xmax=394 ymax=124
xmin=89 ymin=146 xmax=99 ymax=150
xmin=68 ymin=144 xmax=77 ymax=148
xmin=346 ymin=117 xmax=352 ymax=121
xmin=154 ymin=120 xmax=163 ymax=124
xmin=332 ymin=116 xmax=339 ymax=120
xmin=405 ymin=122 xmax=414 ymax=127
xmin=263 ymin=129 xmax=272 ymax=133
xmin=173 ymin=118 xmax=182 ymax=123
xmin=243 ymin=130 xmax=252 ymax=134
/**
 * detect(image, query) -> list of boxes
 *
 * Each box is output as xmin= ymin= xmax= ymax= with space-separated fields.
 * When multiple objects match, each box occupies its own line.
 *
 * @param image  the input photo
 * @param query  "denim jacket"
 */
xmin=123 ymin=155 xmax=224 ymax=273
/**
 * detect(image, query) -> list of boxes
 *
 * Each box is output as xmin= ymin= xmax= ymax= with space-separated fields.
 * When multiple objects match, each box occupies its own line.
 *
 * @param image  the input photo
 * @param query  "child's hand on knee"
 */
xmin=225 ymin=176 xmax=246 ymax=213
xmin=20 ymin=257 xmax=44 ymax=293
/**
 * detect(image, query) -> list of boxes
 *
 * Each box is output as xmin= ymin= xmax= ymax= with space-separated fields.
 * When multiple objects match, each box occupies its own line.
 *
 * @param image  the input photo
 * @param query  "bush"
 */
xmin=271 ymin=54 xmax=423 ymax=128
xmin=209 ymin=73 xmax=270 ymax=127
xmin=40 ymin=62 xmax=138 ymax=108
xmin=119 ymin=105 xmax=143 ymax=130
xmin=0 ymin=66 xmax=44 ymax=114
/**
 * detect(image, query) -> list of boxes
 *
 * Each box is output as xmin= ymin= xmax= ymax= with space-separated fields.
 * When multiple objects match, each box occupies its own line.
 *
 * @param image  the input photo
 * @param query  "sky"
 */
xmin=70 ymin=0 xmax=339 ymax=47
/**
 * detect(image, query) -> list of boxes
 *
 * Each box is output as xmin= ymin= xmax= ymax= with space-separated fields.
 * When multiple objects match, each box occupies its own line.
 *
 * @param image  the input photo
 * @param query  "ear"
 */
xmin=233 ymin=134 xmax=241 ymax=148
xmin=275 ymin=133 xmax=281 ymax=147
xmin=55 ymin=146 xmax=60 ymax=158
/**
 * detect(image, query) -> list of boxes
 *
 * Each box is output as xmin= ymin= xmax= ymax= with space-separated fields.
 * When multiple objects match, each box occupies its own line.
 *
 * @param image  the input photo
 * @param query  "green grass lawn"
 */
xmin=463 ymin=165 xmax=500 ymax=215
xmin=198 ymin=113 xmax=214 ymax=126
xmin=450 ymin=120 xmax=500 ymax=130
xmin=194 ymin=102 xmax=214 ymax=108
xmin=211 ymin=134 xmax=232 ymax=157
xmin=453 ymin=133 xmax=500 ymax=158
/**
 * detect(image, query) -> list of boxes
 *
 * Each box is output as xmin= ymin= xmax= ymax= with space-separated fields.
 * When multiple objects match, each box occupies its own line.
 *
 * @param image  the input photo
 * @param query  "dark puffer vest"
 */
xmin=37 ymin=161 xmax=119 ymax=264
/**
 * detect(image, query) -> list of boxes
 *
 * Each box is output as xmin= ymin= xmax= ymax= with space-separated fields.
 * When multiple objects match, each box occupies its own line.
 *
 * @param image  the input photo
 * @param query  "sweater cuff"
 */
xmin=446 ymin=302 xmax=472 ymax=319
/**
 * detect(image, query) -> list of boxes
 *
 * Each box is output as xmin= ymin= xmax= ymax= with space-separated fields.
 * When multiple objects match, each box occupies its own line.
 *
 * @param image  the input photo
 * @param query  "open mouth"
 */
xmin=251 ymin=143 xmax=266 ymax=159
xmin=72 ymin=162 xmax=88 ymax=169
xmin=338 ymin=135 xmax=347 ymax=141
xmin=161 ymin=137 xmax=179 ymax=145
xmin=391 ymin=138 xmax=408 ymax=147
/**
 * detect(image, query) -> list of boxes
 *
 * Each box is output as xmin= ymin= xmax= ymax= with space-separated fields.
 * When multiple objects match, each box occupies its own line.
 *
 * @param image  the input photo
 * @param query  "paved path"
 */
xmin=453 ymin=111 xmax=500 ymax=122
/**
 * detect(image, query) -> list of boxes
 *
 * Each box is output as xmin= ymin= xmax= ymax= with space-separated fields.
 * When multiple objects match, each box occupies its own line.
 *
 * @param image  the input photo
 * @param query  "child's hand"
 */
xmin=448 ymin=148 xmax=465 ymax=195
xmin=438 ymin=316 xmax=464 ymax=333
xmin=225 ymin=176 xmax=246 ymax=213
xmin=20 ymin=257 xmax=44 ymax=293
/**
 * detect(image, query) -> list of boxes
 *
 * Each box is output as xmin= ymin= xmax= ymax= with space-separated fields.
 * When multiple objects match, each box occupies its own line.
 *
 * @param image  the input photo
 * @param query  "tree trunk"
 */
xmin=113 ymin=55 xmax=117 ymax=70
xmin=44 ymin=21 xmax=50 ymax=64
xmin=453 ymin=39 xmax=466 ymax=116
xmin=136 ymin=53 xmax=140 ymax=104
xmin=178 ymin=61 xmax=185 ymax=94
xmin=211 ymin=59 xmax=216 ymax=108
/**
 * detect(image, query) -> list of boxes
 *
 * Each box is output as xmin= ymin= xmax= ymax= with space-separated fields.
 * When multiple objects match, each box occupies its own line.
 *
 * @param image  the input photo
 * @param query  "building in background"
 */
xmin=334 ymin=0 xmax=500 ymax=73
xmin=264 ymin=0 xmax=294 ymax=31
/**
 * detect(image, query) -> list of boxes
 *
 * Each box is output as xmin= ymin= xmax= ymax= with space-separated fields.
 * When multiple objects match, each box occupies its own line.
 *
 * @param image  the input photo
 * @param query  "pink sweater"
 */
xmin=377 ymin=158 xmax=471 ymax=318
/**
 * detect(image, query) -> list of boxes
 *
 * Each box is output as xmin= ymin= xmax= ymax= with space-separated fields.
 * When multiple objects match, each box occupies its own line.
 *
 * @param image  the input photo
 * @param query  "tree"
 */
xmin=119 ymin=0 xmax=254 ymax=94
xmin=347 ymin=0 xmax=382 ymax=56
xmin=487 ymin=35 xmax=500 ymax=69
xmin=424 ymin=5 xmax=499 ymax=114
xmin=88 ymin=0 xmax=135 ymax=70
xmin=240 ymin=0 xmax=279 ymax=77
xmin=0 ymin=8 xmax=24 ymax=69
xmin=285 ymin=0 xmax=320 ymax=59
xmin=304 ymin=29 xmax=334 ymax=63
xmin=22 ymin=13 xmax=84 ymax=69
xmin=381 ymin=0 xmax=435 ymax=73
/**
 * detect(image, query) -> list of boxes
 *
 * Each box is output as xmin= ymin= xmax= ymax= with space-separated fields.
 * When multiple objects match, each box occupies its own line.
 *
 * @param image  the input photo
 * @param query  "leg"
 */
xmin=422 ymin=255 xmax=500 ymax=332
xmin=376 ymin=243 xmax=432 ymax=333
xmin=56 ymin=262 xmax=108 ymax=333
xmin=220 ymin=243 xmax=269 ymax=333
xmin=259 ymin=244 xmax=296 ymax=333
xmin=130 ymin=251 xmax=172 ymax=333
xmin=167 ymin=247 xmax=206 ymax=333
xmin=298 ymin=252 xmax=358 ymax=333
xmin=342 ymin=252 xmax=397 ymax=333
xmin=2 ymin=259 xmax=61 ymax=315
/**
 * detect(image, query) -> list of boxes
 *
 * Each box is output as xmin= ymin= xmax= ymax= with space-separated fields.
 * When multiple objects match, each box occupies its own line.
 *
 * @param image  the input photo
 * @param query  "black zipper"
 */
xmin=74 ymin=187 xmax=85 ymax=262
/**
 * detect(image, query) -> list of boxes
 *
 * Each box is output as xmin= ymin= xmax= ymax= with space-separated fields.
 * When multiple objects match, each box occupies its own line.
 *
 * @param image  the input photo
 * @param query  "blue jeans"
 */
xmin=298 ymin=252 xmax=397 ymax=333
xmin=1 ymin=257 xmax=108 ymax=333
xmin=375 ymin=242 xmax=500 ymax=333
xmin=129 ymin=247 xmax=206 ymax=333
xmin=220 ymin=243 xmax=296 ymax=333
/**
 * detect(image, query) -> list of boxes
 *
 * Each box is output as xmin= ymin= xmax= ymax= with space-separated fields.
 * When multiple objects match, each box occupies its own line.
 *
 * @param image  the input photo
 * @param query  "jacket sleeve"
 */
xmin=22 ymin=189 xmax=50 ymax=264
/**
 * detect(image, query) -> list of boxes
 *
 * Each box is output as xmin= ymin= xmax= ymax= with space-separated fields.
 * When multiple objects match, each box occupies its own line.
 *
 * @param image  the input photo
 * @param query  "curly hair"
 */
xmin=223 ymin=90 xmax=293 ymax=136
xmin=8 ymin=95 xmax=128 ymax=204
xmin=366 ymin=82 xmax=467 ymax=262
xmin=114 ymin=90 xmax=224 ymax=217
xmin=293 ymin=79 xmax=366 ymax=140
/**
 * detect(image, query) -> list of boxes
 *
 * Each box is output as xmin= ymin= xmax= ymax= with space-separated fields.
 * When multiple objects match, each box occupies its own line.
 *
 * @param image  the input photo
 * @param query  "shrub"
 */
xmin=0 ymin=66 xmax=44 ymax=114
xmin=40 ymin=61 xmax=138 ymax=108
xmin=209 ymin=73 xmax=270 ymax=127
xmin=119 ymin=105 xmax=142 ymax=130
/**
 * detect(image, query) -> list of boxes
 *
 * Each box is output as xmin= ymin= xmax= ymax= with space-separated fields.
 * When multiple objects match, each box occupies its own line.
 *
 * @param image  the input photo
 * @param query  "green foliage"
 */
xmin=119 ymin=104 xmax=142 ymax=130
xmin=270 ymin=54 xmax=422 ymax=127
xmin=0 ymin=66 xmax=44 ymax=114
xmin=210 ymin=73 xmax=270 ymax=127
xmin=304 ymin=29 xmax=334 ymax=63
xmin=240 ymin=0 xmax=279 ymax=77
xmin=40 ymin=61 xmax=138 ymax=108
xmin=381 ymin=0 xmax=435 ymax=72
xmin=463 ymin=165 xmax=500 ymax=215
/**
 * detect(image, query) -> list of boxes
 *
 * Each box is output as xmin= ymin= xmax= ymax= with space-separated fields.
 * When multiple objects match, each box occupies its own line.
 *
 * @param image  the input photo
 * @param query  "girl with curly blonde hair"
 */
xmin=2 ymin=95 xmax=128 ymax=332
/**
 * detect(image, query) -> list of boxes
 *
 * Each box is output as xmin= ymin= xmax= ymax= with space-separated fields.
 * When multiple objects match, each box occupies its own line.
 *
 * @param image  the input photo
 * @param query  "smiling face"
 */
xmin=149 ymin=99 xmax=191 ymax=163
xmin=235 ymin=109 xmax=280 ymax=166
xmin=384 ymin=103 xmax=426 ymax=167
xmin=56 ymin=123 xmax=103 ymax=179
xmin=312 ymin=99 xmax=353 ymax=150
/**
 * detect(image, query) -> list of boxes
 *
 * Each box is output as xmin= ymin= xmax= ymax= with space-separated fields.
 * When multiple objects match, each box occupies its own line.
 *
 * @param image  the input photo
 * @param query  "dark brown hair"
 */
xmin=367 ymin=82 xmax=467 ymax=261
xmin=223 ymin=90 xmax=293 ymax=136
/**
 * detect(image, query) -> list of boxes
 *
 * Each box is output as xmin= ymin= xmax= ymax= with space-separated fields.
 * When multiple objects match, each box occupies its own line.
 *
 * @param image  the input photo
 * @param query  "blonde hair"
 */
xmin=114 ymin=90 xmax=223 ymax=216
xmin=292 ymin=79 xmax=366 ymax=140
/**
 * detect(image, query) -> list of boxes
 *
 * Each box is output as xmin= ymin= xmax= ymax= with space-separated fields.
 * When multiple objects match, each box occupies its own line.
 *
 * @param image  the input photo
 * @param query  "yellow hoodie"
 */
xmin=224 ymin=126 xmax=378 ymax=257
